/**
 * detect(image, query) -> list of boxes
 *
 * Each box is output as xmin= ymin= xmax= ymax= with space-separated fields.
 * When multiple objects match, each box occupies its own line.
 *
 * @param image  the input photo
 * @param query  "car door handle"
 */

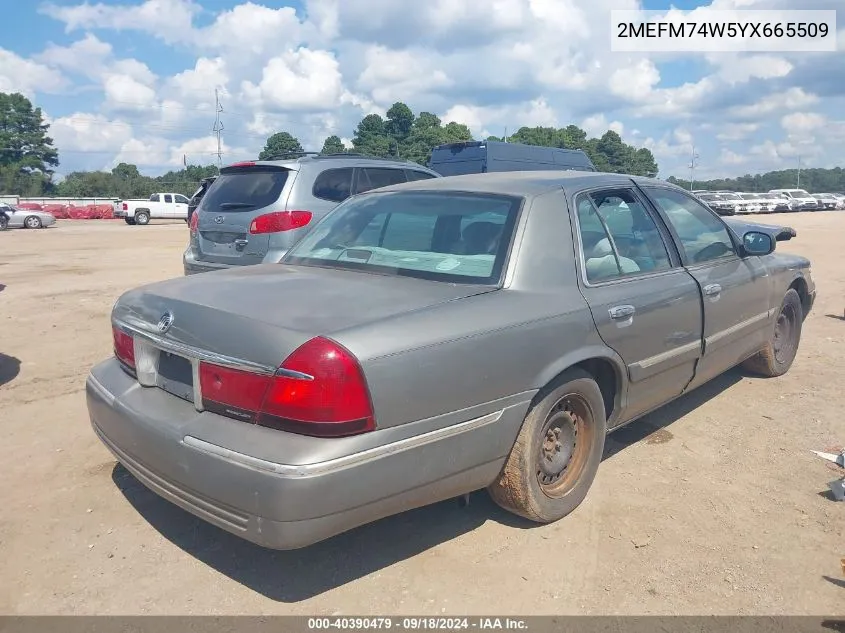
xmin=233 ymin=239 xmax=248 ymax=249
xmin=704 ymin=284 xmax=722 ymax=297
xmin=609 ymin=305 xmax=635 ymax=319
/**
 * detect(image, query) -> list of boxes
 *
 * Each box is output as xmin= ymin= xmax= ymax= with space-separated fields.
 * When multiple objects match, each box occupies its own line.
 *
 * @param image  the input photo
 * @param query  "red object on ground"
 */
xmin=17 ymin=203 xmax=43 ymax=210
xmin=42 ymin=204 xmax=70 ymax=219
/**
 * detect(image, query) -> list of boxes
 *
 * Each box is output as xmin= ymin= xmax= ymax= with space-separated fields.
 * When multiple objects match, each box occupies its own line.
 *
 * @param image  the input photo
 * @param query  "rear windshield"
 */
xmin=199 ymin=166 xmax=289 ymax=212
xmin=283 ymin=191 xmax=523 ymax=285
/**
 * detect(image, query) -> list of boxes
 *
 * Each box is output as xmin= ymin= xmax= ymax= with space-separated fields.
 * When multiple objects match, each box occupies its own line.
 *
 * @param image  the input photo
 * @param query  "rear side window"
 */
xmin=312 ymin=168 xmax=354 ymax=203
xmin=405 ymin=169 xmax=437 ymax=181
xmin=355 ymin=168 xmax=407 ymax=194
xmin=164 ymin=194 xmax=173 ymax=203
xmin=150 ymin=194 xmax=160 ymax=202
xmin=200 ymin=167 xmax=289 ymax=212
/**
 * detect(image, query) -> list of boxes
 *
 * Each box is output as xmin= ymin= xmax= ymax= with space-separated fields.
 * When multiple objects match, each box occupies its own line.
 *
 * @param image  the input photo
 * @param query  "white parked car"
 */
xmin=829 ymin=193 xmax=845 ymax=209
xmin=737 ymin=193 xmax=764 ymax=213
xmin=814 ymin=193 xmax=841 ymax=210
xmin=114 ymin=193 xmax=190 ymax=225
xmin=769 ymin=189 xmax=820 ymax=211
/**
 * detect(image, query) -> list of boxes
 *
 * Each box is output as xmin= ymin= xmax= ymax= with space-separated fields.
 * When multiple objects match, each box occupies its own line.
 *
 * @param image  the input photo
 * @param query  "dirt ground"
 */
xmin=0 ymin=215 xmax=843 ymax=616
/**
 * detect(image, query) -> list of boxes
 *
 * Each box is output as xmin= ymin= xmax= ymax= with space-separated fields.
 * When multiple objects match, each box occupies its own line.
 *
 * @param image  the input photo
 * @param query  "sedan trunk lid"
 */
xmin=113 ymin=264 xmax=497 ymax=367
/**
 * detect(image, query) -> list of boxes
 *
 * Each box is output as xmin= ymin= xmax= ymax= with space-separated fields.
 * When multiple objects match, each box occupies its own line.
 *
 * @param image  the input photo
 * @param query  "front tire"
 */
xmin=135 ymin=211 xmax=150 ymax=226
xmin=24 ymin=215 xmax=42 ymax=229
xmin=488 ymin=368 xmax=607 ymax=523
xmin=741 ymin=289 xmax=803 ymax=377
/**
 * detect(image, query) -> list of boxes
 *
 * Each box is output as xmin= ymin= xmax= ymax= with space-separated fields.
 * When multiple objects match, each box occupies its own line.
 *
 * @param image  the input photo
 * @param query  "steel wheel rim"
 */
xmin=773 ymin=303 xmax=797 ymax=364
xmin=536 ymin=394 xmax=593 ymax=498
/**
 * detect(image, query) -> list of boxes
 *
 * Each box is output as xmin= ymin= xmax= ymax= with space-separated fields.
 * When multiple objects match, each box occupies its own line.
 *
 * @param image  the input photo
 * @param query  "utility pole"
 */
xmin=688 ymin=144 xmax=699 ymax=191
xmin=212 ymin=88 xmax=224 ymax=171
xmin=503 ymin=127 xmax=508 ymax=143
xmin=796 ymin=155 xmax=801 ymax=188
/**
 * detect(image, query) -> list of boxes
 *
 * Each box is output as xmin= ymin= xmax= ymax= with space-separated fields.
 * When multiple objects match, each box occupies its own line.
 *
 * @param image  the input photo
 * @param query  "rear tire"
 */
xmin=124 ymin=218 xmax=136 ymax=225
xmin=135 ymin=211 xmax=150 ymax=226
xmin=741 ymin=289 xmax=803 ymax=377
xmin=488 ymin=368 xmax=607 ymax=523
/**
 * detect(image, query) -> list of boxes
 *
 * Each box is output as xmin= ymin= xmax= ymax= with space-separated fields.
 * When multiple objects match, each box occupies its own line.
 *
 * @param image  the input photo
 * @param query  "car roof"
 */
xmin=230 ymin=154 xmax=439 ymax=173
xmin=370 ymin=170 xmax=665 ymax=197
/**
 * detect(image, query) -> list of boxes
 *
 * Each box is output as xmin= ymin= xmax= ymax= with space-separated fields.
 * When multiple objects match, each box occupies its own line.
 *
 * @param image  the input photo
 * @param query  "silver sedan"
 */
xmin=0 ymin=204 xmax=56 ymax=229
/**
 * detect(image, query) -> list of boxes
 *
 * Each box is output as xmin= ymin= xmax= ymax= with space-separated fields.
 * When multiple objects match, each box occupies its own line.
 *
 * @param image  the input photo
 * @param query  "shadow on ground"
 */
xmin=825 ymin=313 xmax=845 ymax=321
xmin=113 ymin=368 xmax=744 ymax=602
xmin=0 ymin=353 xmax=21 ymax=387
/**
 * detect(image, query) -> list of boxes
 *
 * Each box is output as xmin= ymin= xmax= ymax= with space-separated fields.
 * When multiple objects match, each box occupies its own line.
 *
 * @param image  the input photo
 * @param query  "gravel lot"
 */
xmin=1 ymin=215 xmax=843 ymax=615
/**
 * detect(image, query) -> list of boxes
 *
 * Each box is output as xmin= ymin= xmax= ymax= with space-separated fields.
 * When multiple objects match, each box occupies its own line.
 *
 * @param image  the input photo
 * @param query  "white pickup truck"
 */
xmin=114 ymin=193 xmax=191 ymax=225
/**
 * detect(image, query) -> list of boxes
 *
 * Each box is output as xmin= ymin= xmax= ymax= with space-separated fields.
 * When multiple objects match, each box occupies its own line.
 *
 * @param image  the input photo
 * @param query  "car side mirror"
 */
xmin=742 ymin=231 xmax=774 ymax=256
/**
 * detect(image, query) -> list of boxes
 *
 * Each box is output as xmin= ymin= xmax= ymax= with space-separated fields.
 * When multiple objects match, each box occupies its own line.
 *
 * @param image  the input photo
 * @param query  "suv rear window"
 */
xmin=200 ymin=166 xmax=289 ymax=212
xmin=312 ymin=167 xmax=354 ymax=203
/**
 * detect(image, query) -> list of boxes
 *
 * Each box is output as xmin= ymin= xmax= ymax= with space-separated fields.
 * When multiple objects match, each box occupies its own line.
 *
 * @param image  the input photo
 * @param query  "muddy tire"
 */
xmin=741 ymin=289 xmax=803 ymax=377
xmin=488 ymin=368 xmax=607 ymax=523
xmin=135 ymin=211 xmax=150 ymax=226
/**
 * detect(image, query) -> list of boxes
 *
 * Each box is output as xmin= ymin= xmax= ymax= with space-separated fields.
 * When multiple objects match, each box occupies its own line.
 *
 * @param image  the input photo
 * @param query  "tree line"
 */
xmin=5 ymin=89 xmax=844 ymax=200
xmin=259 ymin=101 xmax=660 ymax=177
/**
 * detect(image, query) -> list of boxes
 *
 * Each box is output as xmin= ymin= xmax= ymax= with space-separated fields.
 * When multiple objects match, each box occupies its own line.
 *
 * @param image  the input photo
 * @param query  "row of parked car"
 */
xmin=694 ymin=189 xmax=845 ymax=216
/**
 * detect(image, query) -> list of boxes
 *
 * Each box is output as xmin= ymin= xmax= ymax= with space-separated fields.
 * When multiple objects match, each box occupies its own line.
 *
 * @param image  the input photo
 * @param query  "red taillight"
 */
xmin=113 ymin=326 xmax=135 ymax=369
xmin=249 ymin=210 xmax=312 ymax=234
xmin=122 ymin=203 xmax=128 ymax=210
xmin=199 ymin=363 xmax=271 ymax=422
xmin=189 ymin=211 xmax=198 ymax=234
xmin=198 ymin=337 xmax=375 ymax=437
xmin=230 ymin=161 xmax=256 ymax=167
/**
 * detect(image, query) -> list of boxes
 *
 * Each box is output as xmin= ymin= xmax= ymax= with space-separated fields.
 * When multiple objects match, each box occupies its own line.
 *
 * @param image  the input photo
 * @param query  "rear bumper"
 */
xmin=182 ymin=247 xmax=232 ymax=275
xmin=182 ymin=246 xmax=290 ymax=275
xmin=86 ymin=359 xmax=528 ymax=550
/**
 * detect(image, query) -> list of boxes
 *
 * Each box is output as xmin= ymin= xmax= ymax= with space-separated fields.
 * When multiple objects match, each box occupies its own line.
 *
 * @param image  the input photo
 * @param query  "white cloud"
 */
xmin=720 ymin=149 xmax=746 ymax=165
xmin=441 ymin=98 xmax=558 ymax=139
xmin=40 ymin=0 xmax=200 ymax=45
xmin=582 ymin=114 xmax=624 ymax=137
xmin=241 ymin=48 xmax=345 ymax=111
xmin=729 ymin=87 xmax=818 ymax=119
xmin=0 ymin=48 xmax=67 ymax=95
xmin=781 ymin=112 xmax=826 ymax=133
xmin=49 ymin=113 xmax=134 ymax=152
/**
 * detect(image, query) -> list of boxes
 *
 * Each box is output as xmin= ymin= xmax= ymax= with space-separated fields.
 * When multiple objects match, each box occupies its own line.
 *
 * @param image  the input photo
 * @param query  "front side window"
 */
xmin=283 ymin=191 xmax=522 ymax=284
xmin=175 ymin=194 xmax=189 ymax=204
xmin=575 ymin=188 xmax=671 ymax=283
xmin=645 ymin=187 xmax=736 ymax=264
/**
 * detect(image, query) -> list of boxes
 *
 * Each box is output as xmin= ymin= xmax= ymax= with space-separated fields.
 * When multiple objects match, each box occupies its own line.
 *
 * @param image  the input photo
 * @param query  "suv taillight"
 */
xmin=198 ymin=337 xmax=375 ymax=437
xmin=189 ymin=211 xmax=198 ymax=234
xmin=113 ymin=326 xmax=135 ymax=369
xmin=249 ymin=211 xmax=312 ymax=234
xmin=122 ymin=203 xmax=128 ymax=210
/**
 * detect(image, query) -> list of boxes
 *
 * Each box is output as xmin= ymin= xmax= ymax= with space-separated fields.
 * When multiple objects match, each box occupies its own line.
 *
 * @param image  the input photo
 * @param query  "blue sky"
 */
xmin=1 ymin=0 xmax=842 ymax=180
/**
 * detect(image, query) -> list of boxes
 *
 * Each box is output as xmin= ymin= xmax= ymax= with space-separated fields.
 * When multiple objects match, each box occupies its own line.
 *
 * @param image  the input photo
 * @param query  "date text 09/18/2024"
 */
xmin=307 ymin=618 xmax=528 ymax=630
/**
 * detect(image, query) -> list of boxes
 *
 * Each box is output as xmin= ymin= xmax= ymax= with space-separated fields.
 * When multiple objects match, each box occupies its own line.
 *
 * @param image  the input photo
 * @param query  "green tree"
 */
xmin=112 ymin=162 xmax=141 ymax=180
xmin=352 ymin=114 xmax=393 ymax=157
xmin=385 ymin=102 xmax=415 ymax=142
xmin=0 ymin=92 xmax=59 ymax=195
xmin=320 ymin=135 xmax=346 ymax=154
xmin=258 ymin=132 xmax=304 ymax=160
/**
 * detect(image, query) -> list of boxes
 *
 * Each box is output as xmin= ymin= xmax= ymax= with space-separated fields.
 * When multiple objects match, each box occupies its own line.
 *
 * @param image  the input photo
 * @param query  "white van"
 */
xmin=768 ymin=188 xmax=820 ymax=211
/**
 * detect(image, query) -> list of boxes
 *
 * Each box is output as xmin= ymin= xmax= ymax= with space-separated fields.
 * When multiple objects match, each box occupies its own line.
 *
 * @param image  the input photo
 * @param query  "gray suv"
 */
xmin=183 ymin=153 xmax=440 ymax=274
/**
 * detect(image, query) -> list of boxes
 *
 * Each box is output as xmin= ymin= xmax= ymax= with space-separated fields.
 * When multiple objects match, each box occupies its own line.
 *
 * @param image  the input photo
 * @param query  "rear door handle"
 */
xmin=704 ymin=284 xmax=722 ymax=297
xmin=609 ymin=305 xmax=635 ymax=319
